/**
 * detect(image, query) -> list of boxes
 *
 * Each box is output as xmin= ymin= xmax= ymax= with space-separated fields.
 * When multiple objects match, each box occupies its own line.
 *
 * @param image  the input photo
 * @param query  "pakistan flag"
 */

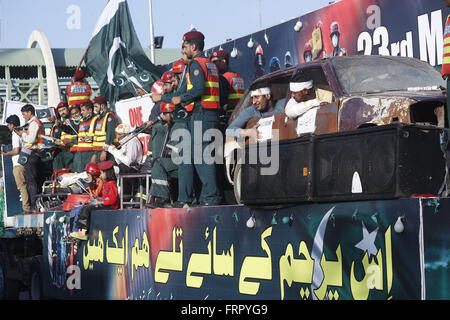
xmin=85 ymin=0 xmax=162 ymax=103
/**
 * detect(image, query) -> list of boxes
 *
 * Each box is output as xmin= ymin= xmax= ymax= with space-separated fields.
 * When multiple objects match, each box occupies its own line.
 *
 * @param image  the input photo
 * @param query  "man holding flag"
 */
xmin=84 ymin=0 xmax=162 ymax=104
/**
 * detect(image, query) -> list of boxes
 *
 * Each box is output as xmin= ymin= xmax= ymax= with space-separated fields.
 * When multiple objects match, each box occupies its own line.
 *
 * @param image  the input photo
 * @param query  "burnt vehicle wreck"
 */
xmin=224 ymin=55 xmax=448 ymax=205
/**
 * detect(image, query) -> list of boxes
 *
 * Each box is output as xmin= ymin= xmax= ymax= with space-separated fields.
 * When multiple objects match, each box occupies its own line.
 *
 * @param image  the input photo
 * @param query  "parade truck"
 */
xmin=2 ymin=0 xmax=450 ymax=301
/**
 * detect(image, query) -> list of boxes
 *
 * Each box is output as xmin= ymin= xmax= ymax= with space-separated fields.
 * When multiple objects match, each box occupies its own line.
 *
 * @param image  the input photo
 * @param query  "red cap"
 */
xmin=171 ymin=60 xmax=184 ymax=74
xmin=98 ymin=160 xmax=115 ymax=171
xmin=183 ymin=31 xmax=205 ymax=42
xmin=210 ymin=50 xmax=229 ymax=60
xmin=85 ymin=163 xmax=100 ymax=176
xmin=74 ymin=69 xmax=85 ymax=79
xmin=79 ymin=100 xmax=94 ymax=108
xmin=161 ymin=71 xmax=174 ymax=83
xmin=56 ymin=101 xmax=68 ymax=111
xmin=160 ymin=102 xmax=175 ymax=113
xmin=93 ymin=95 xmax=107 ymax=104
xmin=151 ymin=80 xmax=164 ymax=94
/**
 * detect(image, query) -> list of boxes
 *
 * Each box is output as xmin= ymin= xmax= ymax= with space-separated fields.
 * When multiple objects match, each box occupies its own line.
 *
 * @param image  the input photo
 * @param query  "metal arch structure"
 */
xmin=27 ymin=30 xmax=61 ymax=107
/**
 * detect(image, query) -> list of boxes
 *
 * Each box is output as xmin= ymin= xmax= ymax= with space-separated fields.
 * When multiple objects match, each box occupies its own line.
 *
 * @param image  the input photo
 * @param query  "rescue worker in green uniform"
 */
xmin=153 ymin=31 xmax=222 ymax=207
xmin=52 ymin=101 xmax=78 ymax=171
xmin=148 ymin=102 xmax=179 ymax=208
xmin=72 ymin=101 xmax=98 ymax=173
xmin=152 ymin=56 xmax=193 ymax=207
xmin=92 ymin=95 xmax=117 ymax=162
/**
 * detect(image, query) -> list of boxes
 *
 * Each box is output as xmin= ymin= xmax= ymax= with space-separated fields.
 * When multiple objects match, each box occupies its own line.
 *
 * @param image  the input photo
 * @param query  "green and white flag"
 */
xmin=85 ymin=0 xmax=162 ymax=103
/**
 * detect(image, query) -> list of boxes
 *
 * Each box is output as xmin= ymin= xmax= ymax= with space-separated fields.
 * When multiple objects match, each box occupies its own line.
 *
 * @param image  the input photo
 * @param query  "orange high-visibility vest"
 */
xmin=186 ymin=56 xmax=221 ymax=111
xmin=77 ymin=115 xmax=98 ymax=152
xmin=93 ymin=112 xmax=117 ymax=151
xmin=67 ymin=81 xmax=91 ymax=106
xmin=24 ymin=118 xmax=45 ymax=150
xmin=222 ymin=71 xmax=245 ymax=109
xmin=442 ymin=15 xmax=450 ymax=76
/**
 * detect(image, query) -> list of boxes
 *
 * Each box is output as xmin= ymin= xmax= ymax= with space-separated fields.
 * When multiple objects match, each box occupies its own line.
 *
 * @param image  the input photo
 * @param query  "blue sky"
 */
xmin=0 ymin=0 xmax=333 ymax=50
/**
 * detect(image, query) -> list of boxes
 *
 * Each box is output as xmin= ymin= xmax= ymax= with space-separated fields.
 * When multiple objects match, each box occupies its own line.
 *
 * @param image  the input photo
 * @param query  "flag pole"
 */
xmin=76 ymin=42 xmax=91 ymax=72
xmin=149 ymin=0 xmax=155 ymax=64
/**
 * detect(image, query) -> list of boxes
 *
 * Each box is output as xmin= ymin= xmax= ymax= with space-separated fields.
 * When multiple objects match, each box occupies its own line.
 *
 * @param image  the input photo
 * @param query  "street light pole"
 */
xmin=149 ymin=0 xmax=155 ymax=63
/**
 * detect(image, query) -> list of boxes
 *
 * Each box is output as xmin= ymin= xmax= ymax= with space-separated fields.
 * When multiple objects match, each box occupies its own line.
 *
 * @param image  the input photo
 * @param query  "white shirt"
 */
xmin=284 ymin=97 xmax=321 ymax=119
xmin=107 ymin=137 xmax=143 ymax=167
xmin=21 ymin=116 xmax=40 ymax=145
xmin=11 ymin=131 xmax=23 ymax=167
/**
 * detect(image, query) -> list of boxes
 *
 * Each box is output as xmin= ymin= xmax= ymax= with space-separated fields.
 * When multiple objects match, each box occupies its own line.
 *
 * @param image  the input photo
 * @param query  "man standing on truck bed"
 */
xmin=92 ymin=95 xmax=117 ymax=162
xmin=157 ymin=30 xmax=222 ymax=207
xmin=151 ymin=55 xmax=194 ymax=207
xmin=72 ymin=102 xmax=99 ymax=173
xmin=52 ymin=101 xmax=78 ymax=171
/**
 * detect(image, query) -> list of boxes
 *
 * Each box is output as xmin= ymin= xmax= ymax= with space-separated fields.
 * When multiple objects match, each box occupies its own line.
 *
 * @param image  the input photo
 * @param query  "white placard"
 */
xmin=296 ymin=107 xmax=318 ymax=135
xmin=114 ymin=94 xmax=156 ymax=156
xmin=3 ymin=100 xmax=54 ymax=126
xmin=257 ymin=115 xmax=275 ymax=141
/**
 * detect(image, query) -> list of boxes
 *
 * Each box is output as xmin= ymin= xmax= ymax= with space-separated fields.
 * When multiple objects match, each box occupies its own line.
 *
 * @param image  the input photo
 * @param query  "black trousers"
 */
xmin=75 ymin=204 xmax=111 ymax=231
xmin=24 ymin=152 xmax=43 ymax=209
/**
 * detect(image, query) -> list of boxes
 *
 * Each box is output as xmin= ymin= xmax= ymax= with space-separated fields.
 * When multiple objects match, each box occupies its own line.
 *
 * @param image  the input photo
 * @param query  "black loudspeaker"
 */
xmin=313 ymin=124 xmax=446 ymax=202
xmin=241 ymin=136 xmax=313 ymax=205
xmin=240 ymin=124 xmax=447 ymax=205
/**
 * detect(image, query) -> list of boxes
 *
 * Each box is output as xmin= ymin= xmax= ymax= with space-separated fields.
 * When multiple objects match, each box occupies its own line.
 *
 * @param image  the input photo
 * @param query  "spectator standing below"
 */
xmin=69 ymin=160 xmax=119 ymax=241
xmin=15 ymin=104 xmax=45 ymax=212
xmin=3 ymin=115 xmax=30 ymax=213
xmin=92 ymin=95 xmax=117 ymax=162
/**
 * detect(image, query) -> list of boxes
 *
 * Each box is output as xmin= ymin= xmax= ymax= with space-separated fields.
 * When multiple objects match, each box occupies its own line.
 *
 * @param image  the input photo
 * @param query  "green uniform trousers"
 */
xmin=52 ymin=149 xmax=74 ymax=171
xmin=177 ymin=108 xmax=222 ymax=204
xmin=149 ymin=157 xmax=178 ymax=200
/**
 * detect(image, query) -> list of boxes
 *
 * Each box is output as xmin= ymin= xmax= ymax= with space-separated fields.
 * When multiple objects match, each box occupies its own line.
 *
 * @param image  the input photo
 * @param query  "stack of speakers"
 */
xmin=241 ymin=124 xmax=448 ymax=205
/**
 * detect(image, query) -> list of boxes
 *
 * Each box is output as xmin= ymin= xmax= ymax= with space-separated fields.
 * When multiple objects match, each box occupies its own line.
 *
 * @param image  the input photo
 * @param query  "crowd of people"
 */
xmin=3 ymin=30 xmax=325 ymax=223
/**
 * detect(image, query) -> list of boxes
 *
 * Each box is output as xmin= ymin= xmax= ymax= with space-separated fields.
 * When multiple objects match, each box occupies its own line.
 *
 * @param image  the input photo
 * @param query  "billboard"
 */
xmin=43 ymin=198 xmax=432 ymax=300
xmin=197 ymin=0 xmax=449 ymax=91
